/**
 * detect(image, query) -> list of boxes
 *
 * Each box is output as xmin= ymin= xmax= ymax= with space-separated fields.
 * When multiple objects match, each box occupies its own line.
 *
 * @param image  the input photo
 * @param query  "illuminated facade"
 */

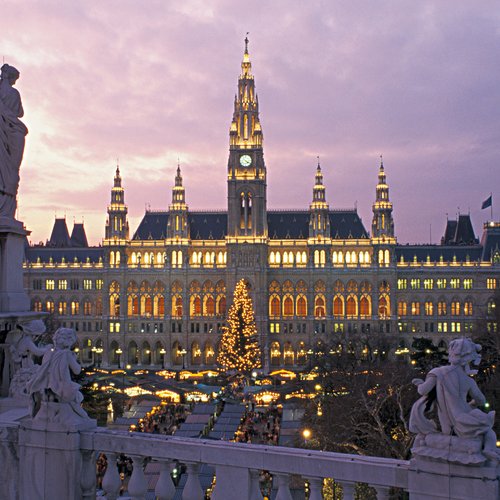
xmin=24 ymin=41 xmax=500 ymax=370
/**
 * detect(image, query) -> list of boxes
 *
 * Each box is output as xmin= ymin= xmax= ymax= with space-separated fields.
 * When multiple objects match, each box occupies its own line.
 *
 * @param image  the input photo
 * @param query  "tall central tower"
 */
xmin=227 ymin=37 xmax=267 ymax=241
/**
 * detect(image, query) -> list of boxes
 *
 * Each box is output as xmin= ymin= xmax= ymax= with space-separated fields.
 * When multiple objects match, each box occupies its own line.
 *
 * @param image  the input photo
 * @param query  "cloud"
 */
xmin=3 ymin=0 xmax=500 ymax=244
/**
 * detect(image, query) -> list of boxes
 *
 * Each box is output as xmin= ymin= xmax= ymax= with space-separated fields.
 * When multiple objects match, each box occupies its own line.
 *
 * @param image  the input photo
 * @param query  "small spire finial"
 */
xmin=380 ymin=154 xmax=384 ymax=168
xmin=245 ymin=33 xmax=249 ymax=54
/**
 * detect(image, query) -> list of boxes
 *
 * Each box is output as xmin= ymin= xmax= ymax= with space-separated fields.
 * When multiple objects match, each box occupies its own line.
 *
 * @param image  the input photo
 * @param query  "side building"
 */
xmin=23 ymin=42 xmax=500 ymax=371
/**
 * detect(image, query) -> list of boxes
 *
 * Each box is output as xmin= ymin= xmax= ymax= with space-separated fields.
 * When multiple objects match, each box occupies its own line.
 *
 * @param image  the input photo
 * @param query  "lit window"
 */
xmin=411 ymin=279 xmax=420 ymax=289
xmin=83 ymin=279 xmax=93 ymax=290
xmin=397 ymin=279 xmax=407 ymax=290
xmin=424 ymin=279 xmax=434 ymax=290
xmin=463 ymin=279 xmax=473 ymax=290
xmin=450 ymin=278 xmax=460 ymax=289
xmin=487 ymin=278 xmax=497 ymax=290
xmin=46 ymin=279 xmax=55 ymax=290
xmin=437 ymin=279 xmax=447 ymax=289
xmin=58 ymin=279 xmax=67 ymax=290
xmin=96 ymin=280 xmax=104 ymax=290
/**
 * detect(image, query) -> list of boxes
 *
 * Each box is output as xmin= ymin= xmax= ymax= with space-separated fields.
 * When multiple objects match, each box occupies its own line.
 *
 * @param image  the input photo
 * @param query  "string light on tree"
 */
xmin=217 ymin=279 xmax=261 ymax=375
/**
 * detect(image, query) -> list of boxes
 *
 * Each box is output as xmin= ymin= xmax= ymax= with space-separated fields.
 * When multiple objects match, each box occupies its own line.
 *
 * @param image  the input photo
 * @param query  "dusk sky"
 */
xmin=4 ymin=1 xmax=500 ymax=245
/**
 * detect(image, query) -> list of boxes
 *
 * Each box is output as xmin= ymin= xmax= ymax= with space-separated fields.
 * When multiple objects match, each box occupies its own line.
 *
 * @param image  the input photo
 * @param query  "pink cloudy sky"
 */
xmin=4 ymin=1 xmax=500 ymax=245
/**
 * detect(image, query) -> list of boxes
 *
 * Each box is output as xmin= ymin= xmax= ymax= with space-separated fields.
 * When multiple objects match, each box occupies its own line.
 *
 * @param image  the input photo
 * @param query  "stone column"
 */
xmin=0 ymin=220 xmax=30 ymax=312
xmin=18 ymin=415 xmax=97 ymax=500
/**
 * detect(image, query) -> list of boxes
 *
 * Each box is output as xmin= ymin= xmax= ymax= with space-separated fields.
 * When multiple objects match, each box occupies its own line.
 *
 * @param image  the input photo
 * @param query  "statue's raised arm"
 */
xmin=410 ymin=338 xmax=498 ymax=464
xmin=0 ymin=63 xmax=28 ymax=219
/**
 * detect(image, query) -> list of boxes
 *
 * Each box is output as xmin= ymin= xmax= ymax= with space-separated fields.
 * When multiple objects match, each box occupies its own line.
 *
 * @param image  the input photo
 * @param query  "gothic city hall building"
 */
xmin=24 ymin=43 xmax=500 ymax=371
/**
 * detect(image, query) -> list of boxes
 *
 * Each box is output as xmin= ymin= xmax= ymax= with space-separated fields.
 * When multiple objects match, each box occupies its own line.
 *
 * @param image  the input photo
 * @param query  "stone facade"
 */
xmin=23 ymin=43 xmax=500 ymax=372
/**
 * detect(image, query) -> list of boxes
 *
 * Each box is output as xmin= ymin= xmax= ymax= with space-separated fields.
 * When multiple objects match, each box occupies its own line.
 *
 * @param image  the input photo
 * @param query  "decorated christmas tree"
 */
xmin=217 ymin=279 xmax=261 ymax=375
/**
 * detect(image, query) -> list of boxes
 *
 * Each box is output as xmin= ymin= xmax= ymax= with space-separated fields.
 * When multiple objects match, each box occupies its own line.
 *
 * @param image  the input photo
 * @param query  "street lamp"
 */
xmin=96 ymin=347 xmax=104 ymax=367
xmin=116 ymin=347 xmax=123 ymax=369
xmin=179 ymin=348 xmax=187 ymax=369
xmin=159 ymin=348 xmax=166 ymax=368
xmin=302 ymin=428 xmax=312 ymax=447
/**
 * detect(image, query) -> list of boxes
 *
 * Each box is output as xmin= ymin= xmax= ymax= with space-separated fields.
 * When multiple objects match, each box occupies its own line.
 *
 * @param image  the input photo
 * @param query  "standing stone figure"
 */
xmin=410 ymin=338 xmax=499 ymax=463
xmin=0 ymin=63 xmax=28 ymax=219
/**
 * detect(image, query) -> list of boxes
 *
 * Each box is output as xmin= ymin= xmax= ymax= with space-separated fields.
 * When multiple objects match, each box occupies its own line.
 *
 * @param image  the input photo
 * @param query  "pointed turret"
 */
xmin=167 ymin=163 xmax=190 ymax=240
xmin=371 ymin=157 xmax=394 ymax=238
xmin=371 ymin=157 xmax=396 ymax=267
xmin=309 ymin=159 xmax=330 ymax=240
xmin=105 ymin=165 xmax=129 ymax=241
xmin=229 ymin=36 xmax=263 ymax=150
xmin=227 ymin=37 xmax=268 ymax=241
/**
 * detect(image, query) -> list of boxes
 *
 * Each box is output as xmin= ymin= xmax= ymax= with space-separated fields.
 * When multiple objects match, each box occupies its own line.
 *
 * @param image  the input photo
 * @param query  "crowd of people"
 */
xmin=235 ymin=404 xmax=282 ymax=445
xmin=134 ymin=402 xmax=191 ymax=435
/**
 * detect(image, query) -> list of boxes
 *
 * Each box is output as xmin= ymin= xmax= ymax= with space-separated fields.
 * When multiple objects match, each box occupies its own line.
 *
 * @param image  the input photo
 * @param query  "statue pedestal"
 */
xmin=0 ymin=218 xmax=30 ymax=313
xmin=18 ymin=413 xmax=97 ymax=500
xmin=408 ymin=454 xmax=500 ymax=499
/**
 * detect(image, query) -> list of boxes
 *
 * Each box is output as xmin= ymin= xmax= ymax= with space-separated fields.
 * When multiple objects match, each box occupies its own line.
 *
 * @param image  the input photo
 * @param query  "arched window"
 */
xmin=270 ymin=342 xmax=281 ymax=366
xmin=314 ymin=295 xmax=326 ymax=318
xmin=270 ymin=295 xmax=280 ymax=318
xmin=359 ymin=296 xmax=371 ymax=318
xmin=378 ymin=295 xmax=389 ymax=318
xmin=283 ymin=295 xmax=294 ymax=317
xmin=333 ymin=296 xmax=344 ymax=317
xmin=204 ymin=295 xmax=215 ymax=316
xmin=283 ymin=342 xmax=294 ymax=366
xmin=346 ymin=296 xmax=357 ymax=318
xmin=397 ymin=301 xmax=408 ymax=316
xmin=296 ymin=295 xmax=307 ymax=317
xmin=172 ymin=296 xmax=183 ymax=317
xmin=190 ymin=296 xmax=202 ymax=317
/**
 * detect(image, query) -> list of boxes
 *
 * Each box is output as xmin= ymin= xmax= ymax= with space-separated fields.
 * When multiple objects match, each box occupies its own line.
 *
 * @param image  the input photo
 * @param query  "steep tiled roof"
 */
xmin=48 ymin=218 xmax=71 ymax=247
xmin=189 ymin=212 xmax=227 ymax=240
xmin=441 ymin=215 xmax=477 ymax=245
xmin=132 ymin=212 xmax=169 ymax=240
xmin=133 ymin=209 xmax=368 ymax=241
xmin=70 ymin=223 xmax=89 ymax=247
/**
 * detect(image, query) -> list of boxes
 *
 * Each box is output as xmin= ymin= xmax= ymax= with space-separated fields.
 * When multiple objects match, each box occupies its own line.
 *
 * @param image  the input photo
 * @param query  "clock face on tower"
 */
xmin=239 ymin=154 xmax=252 ymax=167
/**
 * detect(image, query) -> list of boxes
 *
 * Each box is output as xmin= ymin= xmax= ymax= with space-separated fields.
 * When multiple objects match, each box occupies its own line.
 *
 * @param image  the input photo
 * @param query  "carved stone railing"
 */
xmin=83 ymin=429 xmax=409 ymax=499
xmin=2 ymin=420 xmax=500 ymax=499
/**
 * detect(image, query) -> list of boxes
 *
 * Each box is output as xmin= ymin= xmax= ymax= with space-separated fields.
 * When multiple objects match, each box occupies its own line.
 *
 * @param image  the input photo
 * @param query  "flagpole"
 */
xmin=491 ymin=192 xmax=493 ymax=220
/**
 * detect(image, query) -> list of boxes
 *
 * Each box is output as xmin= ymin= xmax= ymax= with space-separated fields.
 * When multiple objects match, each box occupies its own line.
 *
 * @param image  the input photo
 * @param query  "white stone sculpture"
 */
xmin=410 ymin=338 xmax=499 ymax=464
xmin=0 ymin=63 xmax=28 ymax=219
xmin=27 ymin=327 xmax=90 ymax=424
xmin=8 ymin=320 xmax=50 ymax=399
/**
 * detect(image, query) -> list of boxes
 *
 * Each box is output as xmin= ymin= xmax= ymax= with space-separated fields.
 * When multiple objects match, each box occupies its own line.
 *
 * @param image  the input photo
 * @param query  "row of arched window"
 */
xmin=268 ymin=250 xmax=373 ymax=267
xmin=109 ymin=279 xmax=228 ymax=319
xmin=397 ymin=299 xmax=477 ymax=317
xmin=32 ymin=297 xmax=103 ymax=316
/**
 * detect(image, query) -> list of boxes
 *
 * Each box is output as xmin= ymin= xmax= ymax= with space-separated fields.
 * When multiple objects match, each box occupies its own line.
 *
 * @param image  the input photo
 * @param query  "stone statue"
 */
xmin=0 ymin=63 xmax=28 ymax=219
xmin=8 ymin=319 xmax=50 ymax=399
xmin=410 ymin=338 xmax=499 ymax=464
xmin=27 ymin=327 xmax=90 ymax=423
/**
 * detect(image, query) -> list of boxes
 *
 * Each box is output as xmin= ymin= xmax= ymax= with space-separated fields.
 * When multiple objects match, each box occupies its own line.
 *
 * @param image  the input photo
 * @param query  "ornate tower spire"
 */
xmin=372 ymin=156 xmax=394 ymax=238
xmin=309 ymin=159 xmax=330 ymax=240
xmin=229 ymin=36 xmax=263 ymax=150
xmin=167 ymin=162 xmax=189 ymax=240
xmin=105 ymin=164 xmax=129 ymax=241
xmin=227 ymin=38 xmax=267 ymax=241
xmin=371 ymin=156 xmax=396 ymax=266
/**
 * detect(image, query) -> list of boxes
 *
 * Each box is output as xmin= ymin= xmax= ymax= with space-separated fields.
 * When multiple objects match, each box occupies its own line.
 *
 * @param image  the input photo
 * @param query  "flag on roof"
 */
xmin=481 ymin=195 xmax=492 ymax=210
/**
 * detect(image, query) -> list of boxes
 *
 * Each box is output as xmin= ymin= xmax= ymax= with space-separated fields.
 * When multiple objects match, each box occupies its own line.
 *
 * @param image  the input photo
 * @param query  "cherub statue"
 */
xmin=27 ymin=327 xmax=89 ymax=421
xmin=8 ymin=319 xmax=50 ymax=399
xmin=410 ymin=338 xmax=498 ymax=463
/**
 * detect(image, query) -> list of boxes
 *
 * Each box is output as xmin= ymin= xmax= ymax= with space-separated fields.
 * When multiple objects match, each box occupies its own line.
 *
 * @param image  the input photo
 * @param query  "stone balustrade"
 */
xmin=81 ymin=429 xmax=409 ymax=499
xmin=2 ymin=418 xmax=500 ymax=498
